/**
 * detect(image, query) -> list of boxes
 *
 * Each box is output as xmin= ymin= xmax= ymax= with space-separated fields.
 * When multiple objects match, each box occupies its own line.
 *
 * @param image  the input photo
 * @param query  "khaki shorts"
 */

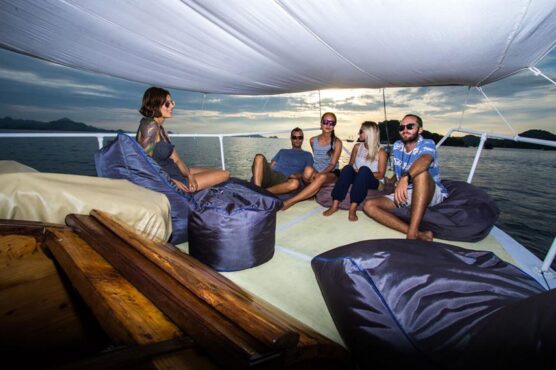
xmin=385 ymin=184 xmax=446 ymax=208
xmin=257 ymin=157 xmax=288 ymax=188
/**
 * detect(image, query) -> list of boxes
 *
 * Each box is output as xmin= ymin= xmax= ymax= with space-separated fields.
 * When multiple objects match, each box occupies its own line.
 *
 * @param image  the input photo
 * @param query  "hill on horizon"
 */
xmin=377 ymin=120 xmax=555 ymax=150
xmin=0 ymin=116 xmax=117 ymax=133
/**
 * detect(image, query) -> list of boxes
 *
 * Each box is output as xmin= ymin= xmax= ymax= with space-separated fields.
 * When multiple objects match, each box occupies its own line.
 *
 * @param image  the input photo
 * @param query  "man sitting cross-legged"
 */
xmin=363 ymin=114 xmax=448 ymax=241
xmin=251 ymin=127 xmax=314 ymax=195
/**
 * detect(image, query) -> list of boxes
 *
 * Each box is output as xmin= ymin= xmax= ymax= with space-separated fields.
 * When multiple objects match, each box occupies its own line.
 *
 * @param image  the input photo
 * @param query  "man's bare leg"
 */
xmin=282 ymin=173 xmax=334 ymax=210
xmin=323 ymin=200 xmax=340 ymax=216
xmin=363 ymin=197 xmax=409 ymax=232
xmin=267 ymin=178 xmax=300 ymax=195
xmin=406 ymin=172 xmax=435 ymax=241
xmin=251 ymin=154 xmax=266 ymax=187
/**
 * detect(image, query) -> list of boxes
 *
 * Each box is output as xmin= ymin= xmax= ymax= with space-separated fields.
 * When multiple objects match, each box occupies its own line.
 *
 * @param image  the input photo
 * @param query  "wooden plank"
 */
xmin=90 ymin=209 xmax=349 ymax=365
xmin=0 ymin=218 xmax=67 ymax=239
xmin=55 ymin=337 xmax=196 ymax=370
xmin=0 ymin=233 xmax=105 ymax=362
xmin=91 ymin=209 xmax=299 ymax=350
xmin=65 ymin=214 xmax=280 ymax=369
xmin=45 ymin=228 xmax=183 ymax=346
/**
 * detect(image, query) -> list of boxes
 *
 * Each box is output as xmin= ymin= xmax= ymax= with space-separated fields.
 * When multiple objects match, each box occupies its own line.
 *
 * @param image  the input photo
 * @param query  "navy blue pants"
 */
xmin=331 ymin=165 xmax=379 ymax=204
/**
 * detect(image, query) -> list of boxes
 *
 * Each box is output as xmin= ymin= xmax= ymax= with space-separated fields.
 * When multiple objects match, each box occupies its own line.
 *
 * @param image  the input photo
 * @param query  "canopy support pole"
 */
xmin=382 ymin=88 xmax=391 ymax=149
xmin=318 ymin=89 xmax=322 ymax=118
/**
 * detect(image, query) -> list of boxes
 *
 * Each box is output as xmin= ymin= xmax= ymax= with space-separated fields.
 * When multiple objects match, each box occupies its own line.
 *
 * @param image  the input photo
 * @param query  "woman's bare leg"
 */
xmin=190 ymin=167 xmax=230 ymax=190
xmin=282 ymin=173 xmax=336 ymax=211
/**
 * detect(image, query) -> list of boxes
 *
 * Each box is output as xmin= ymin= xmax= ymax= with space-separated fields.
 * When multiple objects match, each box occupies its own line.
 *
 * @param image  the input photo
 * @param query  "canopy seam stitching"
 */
xmin=477 ymin=0 xmax=532 ymax=86
xmin=273 ymin=0 xmax=384 ymax=84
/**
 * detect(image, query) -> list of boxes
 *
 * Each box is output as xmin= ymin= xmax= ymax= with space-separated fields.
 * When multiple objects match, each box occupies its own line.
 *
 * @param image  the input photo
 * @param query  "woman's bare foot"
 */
xmin=348 ymin=203 xmax=358 ymax=221
xmin=323 ymin=201 xmax=340 ymax=216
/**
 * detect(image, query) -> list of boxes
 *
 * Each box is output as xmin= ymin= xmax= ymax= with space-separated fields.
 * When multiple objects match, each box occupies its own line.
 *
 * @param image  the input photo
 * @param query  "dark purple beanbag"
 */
xmin=188 ymin=178 xmax=282 ymax=271
xmin=94 ymin=132 xmax=195 ymax=244
xmin=391 ymin=180 xmax=499 ymax=242
xmin=315 ymin=182 xmax=394 ymax=210
xmin=311 ymin=239 xmax=546 ymax=369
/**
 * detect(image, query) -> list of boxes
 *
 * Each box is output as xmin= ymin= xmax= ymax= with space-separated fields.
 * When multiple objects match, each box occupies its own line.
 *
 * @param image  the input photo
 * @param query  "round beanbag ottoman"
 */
xmin=315 ymin=181 xmax=394 ymax=210
xmin=311 ymin=239 xmax=546 ymax=369
xmin=188 ymin=178 xmax=282 ymax=271
xmin=391 ymin=180 xmax=499 ymax=242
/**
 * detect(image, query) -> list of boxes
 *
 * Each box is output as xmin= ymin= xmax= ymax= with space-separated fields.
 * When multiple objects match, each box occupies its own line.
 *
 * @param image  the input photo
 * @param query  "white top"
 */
xmin=353 ymin=144 xmax=378 ymax=172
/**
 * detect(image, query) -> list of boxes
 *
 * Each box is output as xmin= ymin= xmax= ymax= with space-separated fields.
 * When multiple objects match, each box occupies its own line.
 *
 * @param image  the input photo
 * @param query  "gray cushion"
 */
xmin=311 ymin=239 xmax=547 ymax=369
xmin=188 ymin=178 xmax=282 ymax=271
xmin=392 ymin=180 xmax=499 ymax=242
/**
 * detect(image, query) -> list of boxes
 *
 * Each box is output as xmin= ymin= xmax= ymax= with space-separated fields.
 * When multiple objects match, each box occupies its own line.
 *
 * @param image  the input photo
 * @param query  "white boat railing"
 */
xmin=436 ymin=127 xmax=556 ymax=272
xmin=436 ymin=127 xmax=556 ymax=183
xmin=0 ymin=128 xmax=321 ymax=170
xmin=1 ymin=127 xmax=555 ymax=273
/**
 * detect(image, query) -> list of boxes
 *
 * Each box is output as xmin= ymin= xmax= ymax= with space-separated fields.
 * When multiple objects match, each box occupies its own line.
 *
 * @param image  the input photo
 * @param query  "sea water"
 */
xmin=1 ymin=136 xmax=554 ymax=263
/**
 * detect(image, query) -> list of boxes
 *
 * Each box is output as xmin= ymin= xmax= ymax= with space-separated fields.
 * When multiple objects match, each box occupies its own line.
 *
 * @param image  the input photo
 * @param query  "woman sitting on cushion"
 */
xmin=281 ymin=112 xmax=343 ymax=210
xmin=323 ymin=121 xmax=387 ymax=221
xmin=137 ymin=87 xmax=229 ymax=192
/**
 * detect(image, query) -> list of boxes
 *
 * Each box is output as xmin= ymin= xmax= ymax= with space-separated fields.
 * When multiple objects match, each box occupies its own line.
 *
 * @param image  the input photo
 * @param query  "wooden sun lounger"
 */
xmin=0 ymin=212 xmax=350 ymax=369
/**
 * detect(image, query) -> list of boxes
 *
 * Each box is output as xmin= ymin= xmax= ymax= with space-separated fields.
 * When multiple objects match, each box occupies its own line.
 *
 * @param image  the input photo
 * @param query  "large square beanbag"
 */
xmin=188 ymin=178 xmax=282 ymax=271
xmin=311 ymin=239 xmax=547 ymax=369
xmin=95 ymin=133 xmax=195 ymax=244
xmin=392 ymin=180 xmax=499 ymax=242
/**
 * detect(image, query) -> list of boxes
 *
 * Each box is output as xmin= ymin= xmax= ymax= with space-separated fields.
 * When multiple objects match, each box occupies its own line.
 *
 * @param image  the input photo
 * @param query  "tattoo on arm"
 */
xmin=138 ymin=123 xmax=159 ymax=156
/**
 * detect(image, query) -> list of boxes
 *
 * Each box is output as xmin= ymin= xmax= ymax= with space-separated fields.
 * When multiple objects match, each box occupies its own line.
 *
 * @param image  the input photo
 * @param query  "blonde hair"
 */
xmin=360 ymin=121 xmax=380 ymax=162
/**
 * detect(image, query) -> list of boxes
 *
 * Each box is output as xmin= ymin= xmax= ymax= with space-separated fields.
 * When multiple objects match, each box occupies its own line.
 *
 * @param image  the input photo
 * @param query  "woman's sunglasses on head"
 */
xmin=322 ymin=119 xmax=336 ymax=126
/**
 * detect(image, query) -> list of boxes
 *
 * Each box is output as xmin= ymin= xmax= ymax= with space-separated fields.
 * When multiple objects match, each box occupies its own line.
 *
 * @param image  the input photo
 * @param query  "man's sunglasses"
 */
xmin=291 ymin=135 xmax=304 ymax=140
xmin=322 ymin=119 xmax=336 ymax=126
xmin=398 ymin=123 xmax=417 ymax=132
xmin=163 ymin=100 xmax=175 ymax=108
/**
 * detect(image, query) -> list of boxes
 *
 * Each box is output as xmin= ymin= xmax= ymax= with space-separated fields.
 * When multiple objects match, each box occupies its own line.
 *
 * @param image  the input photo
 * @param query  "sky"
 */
xmin=0 ymin=47 xmax=555 ymax=140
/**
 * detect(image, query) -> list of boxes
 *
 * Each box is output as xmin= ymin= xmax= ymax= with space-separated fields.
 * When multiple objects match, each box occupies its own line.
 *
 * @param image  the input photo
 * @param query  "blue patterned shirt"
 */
xmin=392 ymin=136 xmax=448 ymax=196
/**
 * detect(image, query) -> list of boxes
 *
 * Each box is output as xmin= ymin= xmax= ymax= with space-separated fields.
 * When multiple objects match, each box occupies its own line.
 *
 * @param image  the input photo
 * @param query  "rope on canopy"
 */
xmin=529 ymin=66 xmax=556 ymax=86
xmin=458 ymin=86 xmax=471 ymax=130
xmin=476 ymin=86 xmax=517 ymax=137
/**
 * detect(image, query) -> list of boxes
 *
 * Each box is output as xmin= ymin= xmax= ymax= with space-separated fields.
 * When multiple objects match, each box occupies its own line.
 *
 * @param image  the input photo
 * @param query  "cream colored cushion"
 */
xmin=0 ymin=160 xmax=38 ymax=174
xmin=0 ymin=161 xmax=172 ymax=241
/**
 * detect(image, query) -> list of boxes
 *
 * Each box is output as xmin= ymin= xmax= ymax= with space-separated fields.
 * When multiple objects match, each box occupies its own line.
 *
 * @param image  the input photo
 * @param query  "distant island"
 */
xmin=1 ymin=117 xmax=554 ymax=150
xmin=378 ymin=120 xmax=555 ymax=150
xmin=0 ymin=117 xmax=117 ymax=133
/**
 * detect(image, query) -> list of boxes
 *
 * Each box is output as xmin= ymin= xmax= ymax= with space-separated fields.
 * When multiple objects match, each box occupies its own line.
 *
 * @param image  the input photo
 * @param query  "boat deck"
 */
xmin=176 ymin=198 xmax=534 ymax=347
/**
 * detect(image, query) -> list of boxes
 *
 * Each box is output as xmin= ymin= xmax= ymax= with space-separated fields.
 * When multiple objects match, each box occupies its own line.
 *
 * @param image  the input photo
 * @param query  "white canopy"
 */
xmin=1 ymin=0 xmax=555 ymax=95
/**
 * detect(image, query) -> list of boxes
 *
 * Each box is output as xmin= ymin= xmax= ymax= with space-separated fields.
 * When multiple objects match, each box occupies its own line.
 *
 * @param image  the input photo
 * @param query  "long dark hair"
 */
xmin=139 ymin=87 xmax=170 ymax=118
xmin=321 ymin=112 xmax=337 ymax=156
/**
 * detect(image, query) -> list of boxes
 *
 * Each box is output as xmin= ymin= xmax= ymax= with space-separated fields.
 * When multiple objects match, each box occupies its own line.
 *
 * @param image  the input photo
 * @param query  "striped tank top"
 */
xmin=311 ymin=137 xmax=339 ymax=172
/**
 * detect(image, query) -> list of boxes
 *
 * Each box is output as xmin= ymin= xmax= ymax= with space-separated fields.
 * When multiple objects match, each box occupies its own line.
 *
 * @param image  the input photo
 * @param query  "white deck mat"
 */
xmin=179 ymin=199 xmax=515 ymax=346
